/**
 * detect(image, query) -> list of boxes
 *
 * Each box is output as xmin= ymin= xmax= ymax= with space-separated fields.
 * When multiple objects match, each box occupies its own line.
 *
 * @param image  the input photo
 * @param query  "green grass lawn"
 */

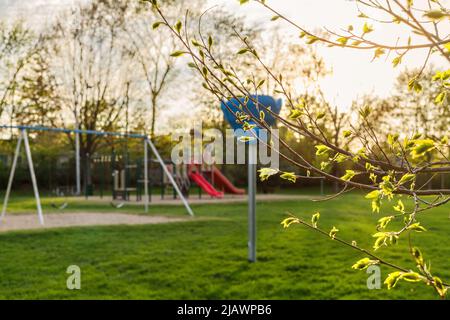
xmin=0 ymin=192 xmax=449 ymax=299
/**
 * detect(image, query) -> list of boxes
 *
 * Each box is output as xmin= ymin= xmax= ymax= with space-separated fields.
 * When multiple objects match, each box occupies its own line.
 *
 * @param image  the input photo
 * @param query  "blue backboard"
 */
xmin=221 ymin=95 xmax=282 ymax=130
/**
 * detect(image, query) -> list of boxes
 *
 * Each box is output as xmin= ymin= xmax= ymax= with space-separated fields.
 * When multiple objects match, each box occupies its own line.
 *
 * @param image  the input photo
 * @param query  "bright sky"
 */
xmin=1 ymin=0 xmax=448 ymax=126
xmin=209 ymin=0 xmax=449 ymax=108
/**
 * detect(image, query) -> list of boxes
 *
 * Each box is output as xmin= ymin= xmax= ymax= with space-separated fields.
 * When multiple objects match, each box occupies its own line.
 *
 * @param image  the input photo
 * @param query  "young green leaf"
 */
xmin=400 ymin=272 xmax=422 ymax=283
xmin=362 ymin=22 xmax=374 ymax=34
xmin=359 ymin=105 xmax=371 ymax=118
xmin=280 ymin=172 xmax=297 ymax=183
xmin=365 ymin=190 xmax=380 ymax=199
xmin=334 ymin=154 xmax=348 ymax=163
xmin=191 ymin=39 xmax=201 ymax=47
xmin=379 ymin=176 xmax=395 ymax=200
xmin=372 ymin=232 xmax=388 ymax=250
xmin=329 ymin=226 xmax=339 ymax=239
xmin=208 ymin=35 xmax=213 ymax=49
xmin=256 ymin=79 xmax=265 ymax=90
xmin=377 ymin=216 xmax=394 ymax=229
xmin=407 ymin=222 xmax=427 ymax=232
xmin=152 ymin=21 xmax=164 ymax=30
xmin=337 ymin=37 xmax=348 ymax=46
xmin=392 ymin=55 xmax=402 ymax=67
xmin=237 ymin=48 xmax=250 ymax=55
xmin=398 ymin=173 xmax=416 ymax=185
xmin=315 ymin=144 xmax=332 ymax=156
xmin=170 ymin=51 xmax=185 ymax=57
xmin=259 ymin=110 xmax=265 ymax=121
xmin=358 ymin=12 xmax=369 ymax=18
xmin=174 ymin=20 xmax=182 ymax=33
xmin=341 ymin=170 xmax=356 ymax=181
xmin=202 ymin=66 xmax=208 ymax=77
xmin=372 ymin=48 xmax=385 ymax=60
xmin=237 ymin=136 xmax=256 ymax=143
xmin=435 ymin=91 xmax=447 ymax=105
xmin=423 ymin=10 xmax=448 ymax=20
xmin=280 ymin=217 xmax=299 ymax=228
xmin=316 ymin=111 xmax=326 ymax=120
xmin=387 ymin=133 xmax=399 ymax=146
xmin=393 ymin=199 xmax=405 ymax=213
xmin=411 ymin=139 xmax=435 ymax=159
xmin=351 ymin=258 xmax=379 ymax=270
xmin=258 ymin=168 xmax=279 ymax=181
xmin=384 ymin=271 xmax=403 ymax=289
xmin=288 ymin=109 xmax=303 ymax=119
xmin=408 ymin=77 xmax=423 ymax=93
xmin=311 ymin=212 xmax=320 ymax=228
xmin=306 ymin=35 xmax=319 ymax=44
xmin=242 ymin=121 xmax=255 ymax=131
xmin=411 ymin=247 xmax=424 ymax=266
xmin=433 ymin=276 xmax=448 ymax=298
xmin=343 ymin=130 xmax=352 ymax=138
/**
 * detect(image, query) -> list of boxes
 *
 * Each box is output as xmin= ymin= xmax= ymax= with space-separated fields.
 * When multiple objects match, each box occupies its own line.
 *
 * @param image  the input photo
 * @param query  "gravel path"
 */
xmin=0 ymin=213 xmax=191 ymax=232
xmin=85 ymin=194 xmax=316 ymax=205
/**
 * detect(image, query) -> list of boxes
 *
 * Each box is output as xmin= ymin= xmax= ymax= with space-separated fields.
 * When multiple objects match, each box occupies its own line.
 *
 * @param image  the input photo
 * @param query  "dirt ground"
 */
xmin=86 ymin=193 xmax=315 ymax=205
xmin=0 ymin=213 xmax=192 ymax=233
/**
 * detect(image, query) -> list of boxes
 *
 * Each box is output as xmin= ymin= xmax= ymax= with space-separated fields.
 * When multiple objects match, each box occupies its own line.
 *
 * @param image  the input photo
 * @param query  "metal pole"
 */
xmin=84 ymin=152 xmax=89 ymax=200
xmin=144 ymin=138 xmax=149 ymax=213
xmin=146 ymin=138 xmax=194 ymax=217
xmin=0 ymin=125 xmax=147 ymax=139
xmin=248 ymin=142 xmax=257 ymax=262
xmin=0 ymin=133 xmax=23 ymax=223
xmin=22 ymin=129 xmax=44 ymax=225
xmin=75 ymin=131 xmax=81 ymax=195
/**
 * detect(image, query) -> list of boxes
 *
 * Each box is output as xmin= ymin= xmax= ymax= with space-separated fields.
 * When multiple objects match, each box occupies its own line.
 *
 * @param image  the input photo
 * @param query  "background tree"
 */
xmin=16 ymin=48 xmax=61 ymax=126
xmin=0 ymin=20 xmax=34 ymax=125
xmin=391 ymin=68 xmax=450 ymax=138
xmin=381 ymin=67 xmax=450 ymax=189
xmin=123 ymin=0 xmax=188 ymax=138
xmin=42 ymin=0 xmax=138 ymax=189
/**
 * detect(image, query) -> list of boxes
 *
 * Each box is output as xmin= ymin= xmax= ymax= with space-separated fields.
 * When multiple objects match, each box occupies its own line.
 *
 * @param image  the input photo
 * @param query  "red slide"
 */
xmin=212 ymin=167 xmax=245 ymax=195
xmin=189 ymin=172 xmax=224 ymax=198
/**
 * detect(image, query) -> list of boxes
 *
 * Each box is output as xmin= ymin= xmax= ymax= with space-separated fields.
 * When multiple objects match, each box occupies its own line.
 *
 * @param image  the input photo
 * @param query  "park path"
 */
xmin=85 ymin=194 xmax=316 ymax=205
xmin=0 ymin=213 xmax=192 ymax=233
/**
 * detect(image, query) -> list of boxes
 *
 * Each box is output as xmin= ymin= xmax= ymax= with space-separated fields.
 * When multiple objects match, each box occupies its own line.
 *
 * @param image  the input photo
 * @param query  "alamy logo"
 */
xmin=66 ymin=265 xmax=81 ymax=290
xmin=367 ymin=265 xmax=381 ymax=289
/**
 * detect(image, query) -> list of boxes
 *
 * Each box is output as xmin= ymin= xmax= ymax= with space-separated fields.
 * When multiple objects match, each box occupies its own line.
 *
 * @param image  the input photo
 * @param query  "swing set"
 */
xmin=0 ymin=125 xmax=194 ymax=226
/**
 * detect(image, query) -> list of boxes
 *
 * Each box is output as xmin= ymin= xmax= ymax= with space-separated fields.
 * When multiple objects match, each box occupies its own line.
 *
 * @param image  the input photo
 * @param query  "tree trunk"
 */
xmin=150 ymin=96 xmax=156 ymax=139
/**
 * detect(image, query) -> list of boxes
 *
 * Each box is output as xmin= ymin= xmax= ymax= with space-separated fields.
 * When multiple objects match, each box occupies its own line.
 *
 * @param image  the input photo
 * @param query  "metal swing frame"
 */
xmin=0 ymin=125 xmax=193 ymax=226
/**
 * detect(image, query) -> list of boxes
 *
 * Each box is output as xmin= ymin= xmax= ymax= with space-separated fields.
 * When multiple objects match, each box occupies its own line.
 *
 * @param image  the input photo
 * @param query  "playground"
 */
xmin=1 ymin=0 xmax=450 ymax=303
xmin=0 ymin=98 xmax=448 ymax=300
